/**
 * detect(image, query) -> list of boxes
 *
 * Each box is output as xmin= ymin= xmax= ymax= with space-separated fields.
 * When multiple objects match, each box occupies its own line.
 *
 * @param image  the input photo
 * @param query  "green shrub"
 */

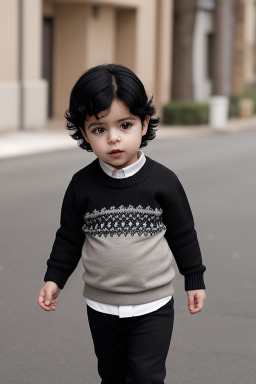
xmin=162 ymin=101 xmax=209 ymax=125
xmin=229 ymin=95 xmax=242 ymax=117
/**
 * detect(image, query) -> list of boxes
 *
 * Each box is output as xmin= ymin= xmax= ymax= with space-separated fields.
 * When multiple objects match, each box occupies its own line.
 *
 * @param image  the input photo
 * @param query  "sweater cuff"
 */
xmin=44 ymin=267 xmax=70 ymax=289
xmin=185 ymin=272 xmax=206 ymax=291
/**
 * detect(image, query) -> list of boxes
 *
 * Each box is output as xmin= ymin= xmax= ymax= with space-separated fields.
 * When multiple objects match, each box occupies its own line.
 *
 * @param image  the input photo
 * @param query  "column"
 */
xmin=213 ymin=0 xmax=236 ymax=95
xmin=135 ymin=0 xmax=157 ymax=96
xmin=155 ymin=0 xmax=173 ymax=112
xmin=0 ymin=1 xmax=19 ymax=130
xmin=22 ymin=0 xmax=48 ymax=129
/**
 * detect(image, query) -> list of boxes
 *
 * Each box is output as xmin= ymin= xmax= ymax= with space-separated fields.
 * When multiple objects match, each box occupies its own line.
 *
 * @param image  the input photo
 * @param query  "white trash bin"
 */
xmin=209 ymin=96 xmax=229 ymax=129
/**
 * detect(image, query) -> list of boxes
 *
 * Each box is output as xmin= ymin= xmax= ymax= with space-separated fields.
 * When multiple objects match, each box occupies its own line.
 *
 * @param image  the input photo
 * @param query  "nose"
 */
xmin=108 ymin=128 xmax=120 ymax=144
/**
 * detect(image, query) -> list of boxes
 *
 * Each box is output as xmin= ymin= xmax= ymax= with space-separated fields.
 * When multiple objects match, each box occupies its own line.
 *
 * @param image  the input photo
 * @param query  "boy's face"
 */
xmin=80 ymin=99 xmax=149 ymax=169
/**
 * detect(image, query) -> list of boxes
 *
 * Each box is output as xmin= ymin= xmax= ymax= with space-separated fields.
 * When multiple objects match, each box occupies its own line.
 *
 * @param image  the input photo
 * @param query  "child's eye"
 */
xmin=93 ymin=127 xmax=105 ymax=134
xmin=120 ymin=122 xmax=132 ymax=130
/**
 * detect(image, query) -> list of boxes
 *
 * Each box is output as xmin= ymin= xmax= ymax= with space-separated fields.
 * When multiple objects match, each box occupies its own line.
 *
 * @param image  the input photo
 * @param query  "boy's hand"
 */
xmin=187 ymin=289 xmax=206 ymax=314
xmin=38 ymin=281 xmax=61 ymax=312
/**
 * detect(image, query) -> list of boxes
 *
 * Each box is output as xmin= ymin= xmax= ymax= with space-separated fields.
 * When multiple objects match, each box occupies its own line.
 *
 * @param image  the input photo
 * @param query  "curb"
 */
xmin=0 ymin=118 xmax=255 ymax=159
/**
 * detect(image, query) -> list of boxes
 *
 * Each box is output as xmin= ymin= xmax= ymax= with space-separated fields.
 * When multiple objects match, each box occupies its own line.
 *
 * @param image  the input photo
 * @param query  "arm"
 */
xmin=162 ymin=177 xmax=206 ymax=303
xmin=44 ymin=177 xmax=85 ymax=289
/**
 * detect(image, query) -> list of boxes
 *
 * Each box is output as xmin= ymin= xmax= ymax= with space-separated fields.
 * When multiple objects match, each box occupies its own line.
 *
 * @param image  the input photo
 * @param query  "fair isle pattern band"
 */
xmin=82 ymin=205 xmax=166 ymax=237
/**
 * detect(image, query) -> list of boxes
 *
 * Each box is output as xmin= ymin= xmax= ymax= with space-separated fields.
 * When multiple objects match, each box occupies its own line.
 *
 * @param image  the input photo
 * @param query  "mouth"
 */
xmin=109 ymin=149 xmax=123 ymax=154
xmin=109 ymin=149 xmax=123 ymax=157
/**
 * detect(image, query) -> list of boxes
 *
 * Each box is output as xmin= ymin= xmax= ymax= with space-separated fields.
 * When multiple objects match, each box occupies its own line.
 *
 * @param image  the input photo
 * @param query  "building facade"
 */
xmin=0 ymin=1 xmax=47 ymax=131
xmin=1 ymin=0 xmax=255 ymax=131
xmin=173 ymin=0 xmax=256 ymax=102
xmin=0 ymin=0 xmax=173 ymax=131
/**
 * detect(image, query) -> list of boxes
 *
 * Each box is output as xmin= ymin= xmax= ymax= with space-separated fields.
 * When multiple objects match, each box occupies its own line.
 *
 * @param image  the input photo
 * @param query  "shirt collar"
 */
xmin=99 ymin=151 xmax=146 ymax=179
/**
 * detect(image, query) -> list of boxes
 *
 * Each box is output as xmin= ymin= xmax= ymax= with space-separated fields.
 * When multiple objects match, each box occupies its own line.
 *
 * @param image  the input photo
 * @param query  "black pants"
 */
xmin=87 ymin=297 xmax=174 ymax=384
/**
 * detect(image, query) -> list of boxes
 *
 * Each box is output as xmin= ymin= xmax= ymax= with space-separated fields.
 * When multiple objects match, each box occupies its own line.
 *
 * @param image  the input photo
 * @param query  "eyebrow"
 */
xmin=88 ymin=117 xmax=136 ymax=129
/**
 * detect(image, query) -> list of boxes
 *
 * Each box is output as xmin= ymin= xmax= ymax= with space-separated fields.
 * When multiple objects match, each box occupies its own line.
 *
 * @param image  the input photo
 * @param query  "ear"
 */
xmin=142 ymin=115 xmax=150 ymax=136
xmin=79 ymin=127 xmax=90 ymax=143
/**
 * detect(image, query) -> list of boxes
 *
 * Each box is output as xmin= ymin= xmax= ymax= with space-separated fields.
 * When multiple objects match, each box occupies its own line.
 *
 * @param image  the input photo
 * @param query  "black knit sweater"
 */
xmin=44 ymin=157 xmax=206 ymax=305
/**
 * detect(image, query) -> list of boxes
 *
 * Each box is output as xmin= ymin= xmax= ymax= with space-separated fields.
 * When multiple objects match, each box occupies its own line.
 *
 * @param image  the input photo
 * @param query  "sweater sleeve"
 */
xmin=162 ymin=177 xmax=206 ymax=291
xmin=44 ymin=177 xmax=85 ymax=289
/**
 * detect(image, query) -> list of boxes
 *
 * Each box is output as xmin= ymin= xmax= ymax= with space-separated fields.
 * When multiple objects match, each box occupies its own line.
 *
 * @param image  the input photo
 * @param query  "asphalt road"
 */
xmin=1 ymin=129 xmax=256 ymax=384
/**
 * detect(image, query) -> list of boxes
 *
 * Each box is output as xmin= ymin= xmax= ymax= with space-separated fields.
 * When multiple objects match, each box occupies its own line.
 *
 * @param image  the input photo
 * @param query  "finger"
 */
xmin=190 ymin=299 xmax=204 ymax=314
xmin=50 ymin=300 xmax=58 ymax=309
xmin=44 ymin=289 xmax=54 ymax=306
xmin=38 ymin=288 xmax=56 ymax=311
xmin=38 ymin=298 xmax=56 ymax=311
xmin=190 ymin=305 xmax=203 ymax=314
xmin=38 ymin=298 xmax=52 ymax=311
xmin=38 ymin=288 xmax=45 ymax=301
xmin=187 ymin=294 xmax=195 ymax=312
xmin=50 ymin=299 xmax=59 ymax=310
xmin=38 ymin=293 xmax=45 ymax=305
xmin=38 ymin=290 xmax=50 ymax=311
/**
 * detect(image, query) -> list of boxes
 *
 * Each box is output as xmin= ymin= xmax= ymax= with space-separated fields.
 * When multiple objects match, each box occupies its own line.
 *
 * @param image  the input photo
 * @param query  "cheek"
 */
xmin=134 ymin=132 xmax=144 ymax=145
xmin=89 ymin=139 xmax=105 ymax=153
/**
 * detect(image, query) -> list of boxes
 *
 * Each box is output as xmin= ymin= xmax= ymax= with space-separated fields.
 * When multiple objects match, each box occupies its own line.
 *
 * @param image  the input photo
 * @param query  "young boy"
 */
xmin=38 ymin=64 xmax=206 ymax=384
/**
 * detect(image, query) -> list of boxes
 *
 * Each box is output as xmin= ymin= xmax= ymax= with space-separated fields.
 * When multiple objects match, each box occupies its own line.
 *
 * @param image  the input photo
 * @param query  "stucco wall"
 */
xmin=0 ymin=1 xmax=18 ymax=81
xmin=1 ymin=0 xmax=173 ymax=129
xmin=244 ymin=0 xmax=256 ymax=84
xmin=53 ymin=4 xmax=89 ymax=117
xmin=0 ymin=0 xmax=47 ymax=130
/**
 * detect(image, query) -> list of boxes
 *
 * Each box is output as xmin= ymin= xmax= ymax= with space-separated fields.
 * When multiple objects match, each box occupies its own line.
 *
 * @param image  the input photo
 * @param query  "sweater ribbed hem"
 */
xmin=83 ymin=282 xmax=174 ymax=305
xmin=185 ymin=272 xmax=206 ymax=291
xmin=44 ymin=267 xmax=70 ymax=289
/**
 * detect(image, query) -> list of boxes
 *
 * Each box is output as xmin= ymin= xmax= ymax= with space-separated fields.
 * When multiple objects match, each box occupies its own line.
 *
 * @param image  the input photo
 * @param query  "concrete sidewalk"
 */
xmin=0 ymin=116 xmax=256 ymax=159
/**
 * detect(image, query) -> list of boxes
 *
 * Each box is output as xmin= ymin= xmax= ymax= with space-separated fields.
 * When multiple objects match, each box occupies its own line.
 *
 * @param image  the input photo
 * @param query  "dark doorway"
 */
xmin=43 ymin=17 xmax=53 ymax=118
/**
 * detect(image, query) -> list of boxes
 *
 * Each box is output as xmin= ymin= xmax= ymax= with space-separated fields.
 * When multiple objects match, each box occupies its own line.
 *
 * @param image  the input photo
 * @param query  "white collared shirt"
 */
xmin=99 ymin=150 xmax=146 ymax=178
xmin=85 ymin=151 xmax=172 ymax=318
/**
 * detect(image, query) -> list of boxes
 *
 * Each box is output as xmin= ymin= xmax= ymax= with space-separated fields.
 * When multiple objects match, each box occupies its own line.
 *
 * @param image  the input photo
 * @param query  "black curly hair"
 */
xmin=65 ymin=64 xmax=159 ymax=151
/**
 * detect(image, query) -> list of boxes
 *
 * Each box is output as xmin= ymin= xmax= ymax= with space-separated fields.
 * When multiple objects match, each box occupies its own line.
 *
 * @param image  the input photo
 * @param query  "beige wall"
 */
xmin=135 ymin=0 xmax=157 ymax=96
xmin=0 ymin=0 xmax=47 ymax=130
xmin=49 ymin=0 xmax=173 ymax=119
xmin=155 ymin=0 xmax=173 ymax=110
xmin=116 ymin=9 xmax=136 ymax=71
xmin=53 ymin=4 xmax=89 ymax=117
xmin=53 ymin=0 xmax=147 ymax=7
xmin=52 ymin=4 xmax=120 ymax=118
xmin=0 ymin=1 xmax=18 ymax=80
xmin=43 ymin=1 xmax=55 ymax=17
xmin=233 ymin=0 xmax=256 ymax=93
xmin=49 ymin=0 xmax=161 ymax=117
xmin=86 ymin=6 xmax=116 ymax=68
xmin=0 ymin=0 xmax=43 ymax=81
xmin=23 ymin=0 xmax=42 ymax=80
xmin=244 ymin=0 xmax=256 ymax=85
xmin=0 ymin=0 xmax=174 ymax=129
